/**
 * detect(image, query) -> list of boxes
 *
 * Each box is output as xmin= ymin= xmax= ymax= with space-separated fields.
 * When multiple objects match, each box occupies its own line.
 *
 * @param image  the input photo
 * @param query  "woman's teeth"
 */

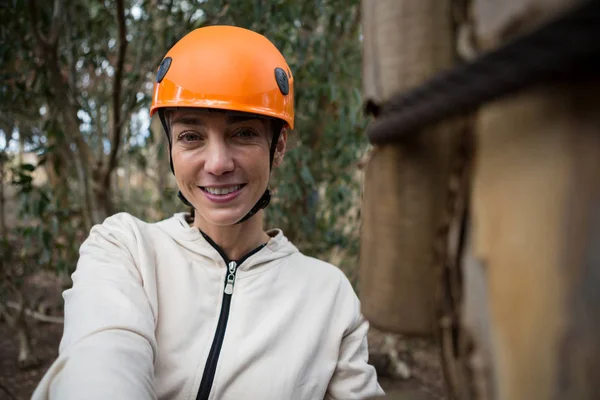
xmin=203 ymin=185 xmax=242 ymax=195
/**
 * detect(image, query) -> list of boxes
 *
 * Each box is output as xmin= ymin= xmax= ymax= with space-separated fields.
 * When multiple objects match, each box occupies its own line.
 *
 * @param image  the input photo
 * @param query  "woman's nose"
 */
xmin=204 ymin=140 xmax=235 ymax=176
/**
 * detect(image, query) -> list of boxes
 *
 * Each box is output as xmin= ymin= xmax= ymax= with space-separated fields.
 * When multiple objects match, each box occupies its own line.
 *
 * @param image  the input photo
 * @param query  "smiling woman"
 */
xmin=32 ymin=25 xmax=384 ymax=400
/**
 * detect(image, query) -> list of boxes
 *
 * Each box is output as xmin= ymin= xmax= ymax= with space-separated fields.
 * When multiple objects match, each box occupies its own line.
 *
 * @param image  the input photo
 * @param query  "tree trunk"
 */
xmin=118 ymin=123 xmax=129 ymax=206
xmin=94 ymin=184 xmax=113 ymax=219
xmin=0 ymin=288 xmax=38 ymax=369
xmin=0 ymin=126 xmax=12 ymax=241
xmin=42 ymin=120 xmax=72 ymax=214
xmin=0 ymin=152 xmax=6 ymax=242
xmin=146 ymin=3 xmax=170 ymax=220
xmin=150 ymin=115 xmax=170 ymax=218
xmin=28 ymin=0 xmax=117 ymax=229
xmin=42 ymin=47 xmax=98 ymax=230
xmin=97 ymin=0 xmax=127 ymax=220
xmin=15 ymin=310 xmax=37 ymax=368
xmin=123 ymin=150 xmax=130 ymax=206
xmin=17 ymin=134 xmax=23 ymax=167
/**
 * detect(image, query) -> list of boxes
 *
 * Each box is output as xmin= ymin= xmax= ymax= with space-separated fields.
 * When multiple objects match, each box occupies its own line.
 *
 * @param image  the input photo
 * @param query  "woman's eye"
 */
xmin=178 ymin=132 xmax=202 ymax=142
xmin=234 ymin=128 xmax=258 ymax=139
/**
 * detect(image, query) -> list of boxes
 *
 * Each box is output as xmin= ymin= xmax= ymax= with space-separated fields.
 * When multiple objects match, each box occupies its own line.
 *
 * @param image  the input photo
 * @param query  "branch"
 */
xmin=27 ymin=0 xmax=91 ymax=165
xmin=118 ymin=34 xmax=152 ymax=119
xmin=104 ymin=0 xmax=128 ymax=185
xmin=65 ymin=3 xmax=80 ymax=106
xmin=27 ymin=0 xmax=50 ymax=48
xmin=5 ymin=301 xmax=64 ymax=324
xmin=120 ymin=68 xmax=154 ymax=121
xmin=27 ymin=0 xmax=62 ymax=48
xmin=48 ymin=0 xmax=62 ymax=44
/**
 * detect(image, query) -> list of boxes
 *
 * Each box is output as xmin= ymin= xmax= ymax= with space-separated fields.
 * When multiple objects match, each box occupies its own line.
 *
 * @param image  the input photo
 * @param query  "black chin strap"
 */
xmin=158 ymin=109 xmax=281 ymax=224
xmin=235 ymin=189 xmax=271 ymax=223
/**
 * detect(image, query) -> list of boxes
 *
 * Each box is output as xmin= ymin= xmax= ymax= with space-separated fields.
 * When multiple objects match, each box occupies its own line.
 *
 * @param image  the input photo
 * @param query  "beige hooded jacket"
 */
xmin=32 ymin=212 xmax=384 ymax=400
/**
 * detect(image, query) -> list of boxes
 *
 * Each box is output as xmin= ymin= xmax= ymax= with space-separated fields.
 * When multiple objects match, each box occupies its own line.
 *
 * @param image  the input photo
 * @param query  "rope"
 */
xmin=367 ymin=0 xmax=600 ymax=145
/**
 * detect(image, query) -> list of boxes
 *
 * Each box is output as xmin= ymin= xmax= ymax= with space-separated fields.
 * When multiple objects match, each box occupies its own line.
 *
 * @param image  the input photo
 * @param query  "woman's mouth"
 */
xmin=201 ymin=185 xmax=243 ymax=195
xmin=199 ymin=184 xmax=246 ymax=203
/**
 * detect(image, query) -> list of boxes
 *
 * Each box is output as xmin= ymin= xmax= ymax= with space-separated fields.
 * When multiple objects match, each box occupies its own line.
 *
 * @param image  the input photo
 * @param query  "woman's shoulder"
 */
xmin=78 ymin=212 xmax=194 ymax=268
xmin=285 ymin=247 xmax=353 ymax=288
xmin=96 ymin=211 xmax=147 ymax=228
xmin=85 ymin=212 xmax=191 ymax=246
xmin=93 ymin=211 xmax=189 ymax=231
xmin=88 ymin=212 xmax=154 ymax=239
xmin=291 ymin=251 xmax=339 ymax=272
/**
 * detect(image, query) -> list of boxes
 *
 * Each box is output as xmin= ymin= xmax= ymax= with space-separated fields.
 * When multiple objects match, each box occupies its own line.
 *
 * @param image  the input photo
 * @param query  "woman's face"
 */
xmin=169 ymin=109 xmax=286 ymax=226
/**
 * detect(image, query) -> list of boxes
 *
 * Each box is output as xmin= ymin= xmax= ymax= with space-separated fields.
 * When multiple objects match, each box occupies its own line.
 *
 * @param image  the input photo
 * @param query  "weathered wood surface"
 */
xmin=472 ymin=0 xmax=585 ymax=51
xmin=461 ymin=1 xmax=600 ymax=399
xmin=359 ymin=0 xmax=461 ymax=336
xmin=469 ymin=80 xmax=600 ymax=400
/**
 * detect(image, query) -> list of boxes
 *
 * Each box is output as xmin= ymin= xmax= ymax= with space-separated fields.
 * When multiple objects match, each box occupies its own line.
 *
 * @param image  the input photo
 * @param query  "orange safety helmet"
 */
xmin=150 ymin=25 xmax=294 ymax=129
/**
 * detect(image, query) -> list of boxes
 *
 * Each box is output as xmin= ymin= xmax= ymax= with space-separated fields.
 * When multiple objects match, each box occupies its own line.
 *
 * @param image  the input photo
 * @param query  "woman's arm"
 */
xmin=325 ymin=275 xmax=385 ymax=400
xmin=32 ymin=214 xmax=158 ymax=400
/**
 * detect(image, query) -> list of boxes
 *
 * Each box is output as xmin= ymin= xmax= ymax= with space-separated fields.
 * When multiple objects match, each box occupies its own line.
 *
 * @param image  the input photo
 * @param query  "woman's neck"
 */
xmin=192 ymin=211 xmax=270 ymax=261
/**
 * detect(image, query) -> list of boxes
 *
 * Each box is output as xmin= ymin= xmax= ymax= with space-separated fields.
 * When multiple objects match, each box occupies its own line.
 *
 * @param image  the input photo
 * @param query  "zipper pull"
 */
xmin=224 ymin=261 xmax=238 ymax=295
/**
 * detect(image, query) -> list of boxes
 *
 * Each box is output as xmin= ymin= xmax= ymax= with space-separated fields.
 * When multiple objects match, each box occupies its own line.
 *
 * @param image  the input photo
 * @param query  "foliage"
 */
xmin=13 ymin=163 xmax=86 ymax=275
xmin=1 ymin=160 xmax=86 ymax=297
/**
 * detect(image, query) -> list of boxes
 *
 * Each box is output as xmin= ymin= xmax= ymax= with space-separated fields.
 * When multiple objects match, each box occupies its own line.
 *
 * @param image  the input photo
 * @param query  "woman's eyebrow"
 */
xmin=171 ymin=115 xmax=206 ymax=126
xmin=226 ymin=115 xmax=261 ymax=126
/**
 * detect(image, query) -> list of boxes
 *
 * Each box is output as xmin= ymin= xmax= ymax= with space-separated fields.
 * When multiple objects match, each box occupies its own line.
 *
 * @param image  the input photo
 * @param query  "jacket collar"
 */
xmin=157 ymin=212 xmax=298 ymax=271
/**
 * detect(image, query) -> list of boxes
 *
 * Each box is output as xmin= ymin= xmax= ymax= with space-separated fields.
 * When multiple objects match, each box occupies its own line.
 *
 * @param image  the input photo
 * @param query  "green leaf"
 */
xmin=299 ymin=165 xmax=315 ymax=186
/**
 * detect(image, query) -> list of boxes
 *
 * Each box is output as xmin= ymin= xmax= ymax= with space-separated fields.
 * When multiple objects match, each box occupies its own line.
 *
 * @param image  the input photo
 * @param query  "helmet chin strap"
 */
xmin=159 ymin=109 xmax=281 ymax=224
xmin=235 ymin=189 xmax=271 ymax=224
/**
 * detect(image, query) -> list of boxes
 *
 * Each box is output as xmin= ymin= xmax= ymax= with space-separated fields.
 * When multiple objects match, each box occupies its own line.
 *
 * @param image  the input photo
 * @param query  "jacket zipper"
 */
xmin=196 ymin=232 xmax=266 ymax=400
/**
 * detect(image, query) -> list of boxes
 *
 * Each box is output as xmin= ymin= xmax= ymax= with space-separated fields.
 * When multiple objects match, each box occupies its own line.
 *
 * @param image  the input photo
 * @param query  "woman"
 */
xmin=33 ymin=25 xmax=384 ymax=400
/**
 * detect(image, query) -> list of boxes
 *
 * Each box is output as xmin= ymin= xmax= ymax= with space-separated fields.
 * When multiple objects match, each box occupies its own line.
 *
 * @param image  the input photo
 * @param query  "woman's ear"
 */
xmin=273 ymin=128 xmax=288 ymax=168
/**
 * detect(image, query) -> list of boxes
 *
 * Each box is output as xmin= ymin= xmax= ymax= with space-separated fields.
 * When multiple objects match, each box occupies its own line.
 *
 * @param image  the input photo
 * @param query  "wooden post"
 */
xmin=463 ymin=1 xmax=600 ymax=399
xmin=359 ymin=0 xmax=461 ymax=336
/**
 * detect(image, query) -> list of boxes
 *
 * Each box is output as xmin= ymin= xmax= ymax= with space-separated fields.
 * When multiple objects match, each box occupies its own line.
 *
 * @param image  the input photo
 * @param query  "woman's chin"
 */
xmin=195 ymin=208 xmax=250 ymax=227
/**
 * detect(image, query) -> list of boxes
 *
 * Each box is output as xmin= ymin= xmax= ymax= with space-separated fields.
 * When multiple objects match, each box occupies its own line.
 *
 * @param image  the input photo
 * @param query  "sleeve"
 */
xmin=325 ymin=276 xmax=386 ymax=400
xmin=31 ymin=214 xmax=158 ymax=400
